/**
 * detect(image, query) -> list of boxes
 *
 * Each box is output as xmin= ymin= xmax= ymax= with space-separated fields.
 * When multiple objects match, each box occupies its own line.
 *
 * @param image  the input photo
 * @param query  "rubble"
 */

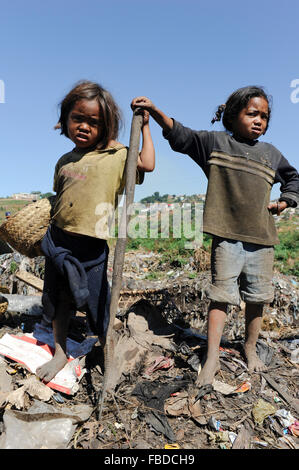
xmin=0 ymin=248 xmax=298 ymax=450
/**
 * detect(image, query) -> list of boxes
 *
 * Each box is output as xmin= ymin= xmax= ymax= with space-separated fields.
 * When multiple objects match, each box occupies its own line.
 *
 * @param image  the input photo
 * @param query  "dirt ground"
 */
xmin=0 ymin=249 xmax=298 ymax=450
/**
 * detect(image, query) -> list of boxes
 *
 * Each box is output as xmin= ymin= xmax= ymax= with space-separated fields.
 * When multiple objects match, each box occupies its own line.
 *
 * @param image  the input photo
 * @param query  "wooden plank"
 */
xmin=15 ymin=271 xmax=44 ymax=292
xmin=232 ymin=424 xmax=252 ymax=449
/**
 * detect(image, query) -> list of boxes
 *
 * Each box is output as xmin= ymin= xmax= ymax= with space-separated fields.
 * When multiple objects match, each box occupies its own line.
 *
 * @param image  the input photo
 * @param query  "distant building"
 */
xmin=11 ymin=193 xmax=36 ymax=201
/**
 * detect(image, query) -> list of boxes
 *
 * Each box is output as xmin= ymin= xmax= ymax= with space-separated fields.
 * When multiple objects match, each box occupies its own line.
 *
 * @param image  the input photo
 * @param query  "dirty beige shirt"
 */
xmin=52 ymin=144 xmax=143 ymax=239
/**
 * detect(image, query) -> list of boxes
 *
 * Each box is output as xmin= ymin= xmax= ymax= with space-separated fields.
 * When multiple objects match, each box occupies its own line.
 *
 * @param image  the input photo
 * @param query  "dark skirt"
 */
xmin=41 ymin=224 xmax=110 ymax=338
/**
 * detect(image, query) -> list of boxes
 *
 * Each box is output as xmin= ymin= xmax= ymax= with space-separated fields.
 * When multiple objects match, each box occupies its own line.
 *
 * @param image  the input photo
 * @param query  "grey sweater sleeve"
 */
xmin=275 ymin=155 xmax=299 ymax=207
xmin=162 ymin=119 xmax=214 ymax=176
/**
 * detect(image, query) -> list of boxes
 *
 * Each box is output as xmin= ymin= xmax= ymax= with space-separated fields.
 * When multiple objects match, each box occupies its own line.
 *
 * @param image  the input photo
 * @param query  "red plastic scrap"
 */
xmin=219 ymin=347 xmax=234 ymax=354
xmin=234 ymin=381 xmax=251 ymax=393
xmin=144 ymin=356 xmax=174 ymax=376
xmin=288 ymin=421 xmax=299 ymax=437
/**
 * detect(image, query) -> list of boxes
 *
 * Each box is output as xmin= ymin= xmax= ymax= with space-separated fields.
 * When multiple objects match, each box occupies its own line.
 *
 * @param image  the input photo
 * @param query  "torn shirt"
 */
xmin=52 ymin=144 xmax=144 ymax=239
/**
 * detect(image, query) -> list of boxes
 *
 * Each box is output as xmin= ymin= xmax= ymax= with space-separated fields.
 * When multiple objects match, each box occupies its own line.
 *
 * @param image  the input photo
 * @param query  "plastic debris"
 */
xmin=3 ymin=294 xmax=43 ymax=316
xmin=252 ymin=399 xmax=276 ymax=425
xmin=212 ymin=380 xmax=236 ymax=395
xmin=206 ymin=430 xmax=230 ymax=444
xmin=114 ymin=422 xmax=124 ymax=430
xmin=165 ymin=443 xmax=180 ymax=449
xmin=0 ymin=234 xmax=297 ymax=450
xmin=0 ymin=400 xmax=93 ymax=449
xmin=275 ymin=409 xmax=296 ymax=428
xmin=132 ymin=379 xmax=189 ymax=442
xmin=228 ymin=432 xmax=237 ymax=444
xmin=52 ymin=392 xmax=65 ymax=404
xmin=288 ymin=421 xmax=299 ymax=437
xmin=0 ymin=333 xmax=86 ymax=395
xmin=208 ymin=416 xmax=222 ymax=431
xmin=130 ymin=408 xmax=138 ymax=420
xmin=0 ymin=360 xmax=13 ymax=406
xmin=187 ymin=354 xmax=201 ymax=372
xmin=143 ymin=356 xmax=174 ymax=377
xmin=212 ymin=380 xmax=251 ymax=396
xmin=234 ymin=381 xmax=251 ymax=393
xmin=256 ymin=340 xmax=274 ymax=366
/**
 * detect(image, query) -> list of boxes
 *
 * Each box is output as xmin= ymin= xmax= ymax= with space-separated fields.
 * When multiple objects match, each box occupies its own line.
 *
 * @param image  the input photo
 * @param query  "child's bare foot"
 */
xmin=36 ymin=349 xmax=68 ymax=382
xmin=244 ymin=343 xmax=267 ymax=373
xmin=196 ymin=357 xmax=220 ymax=387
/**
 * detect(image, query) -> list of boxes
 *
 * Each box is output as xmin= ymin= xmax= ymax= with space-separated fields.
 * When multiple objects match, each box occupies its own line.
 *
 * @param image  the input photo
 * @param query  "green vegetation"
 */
xmin=0 ymin=199 xmax=29 ymax=223
xmin=140 ymin=191 xmax=205 ymax=204
xmin=0 ymin=193 xmax=55 ymax=224
xmin=40 ymin=192 xmax=55 ymax=199
xmin=125 ymin=205 xmax=206 ymax=264
xmin=126 ymin=224 xmax=298 ymax=278
xmin=274 ymin=215 xmax=299 ymax=277
xmin=125 ymin=195 xmax=298 ymax=279
xmin=140 ymin=191 xmax=171 ymax=203
xmin=127 ymin=232 xmax=212 ymax=268
xmin=145 ymin=271 xmax=163 ymax=281
xmin=0 ymin=193 xmax=297 ymax=278
xmin=10 ymin=261 xmax=18 ymax=274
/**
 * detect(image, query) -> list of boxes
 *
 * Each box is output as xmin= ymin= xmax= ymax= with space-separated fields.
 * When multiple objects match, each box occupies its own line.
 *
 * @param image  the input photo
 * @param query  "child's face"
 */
xmin=67 ymin=99 xmax=101 ymax=149
xmin=232 ymin=97 xmax=269 ymax=141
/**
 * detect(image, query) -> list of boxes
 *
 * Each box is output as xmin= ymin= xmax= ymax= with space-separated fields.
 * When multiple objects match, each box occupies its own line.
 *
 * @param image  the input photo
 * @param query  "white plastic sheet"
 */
xmin=0 ymin=333 xmax=85 ymax=394
xmin=0 ymin=400 xmax=92 ymax=449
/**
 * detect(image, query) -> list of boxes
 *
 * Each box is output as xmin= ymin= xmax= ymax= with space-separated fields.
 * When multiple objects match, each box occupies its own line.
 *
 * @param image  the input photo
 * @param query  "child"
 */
xmin=36 ymin=81 xmax=155 ymax=383
xmin=131 ymin=86 xmax=299 ymax=387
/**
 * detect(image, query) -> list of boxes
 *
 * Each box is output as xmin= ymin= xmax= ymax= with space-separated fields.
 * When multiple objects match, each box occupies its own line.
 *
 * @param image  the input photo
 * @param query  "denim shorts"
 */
xmin=206 ymin=236 xmax=274 ymax=306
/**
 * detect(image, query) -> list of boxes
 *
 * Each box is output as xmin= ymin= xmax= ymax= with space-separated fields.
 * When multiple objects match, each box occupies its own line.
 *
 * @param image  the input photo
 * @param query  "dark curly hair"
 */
xmin=57 ymin=80 xmax=123 ymax=149
xmin=211 ymin=86 xmax=272 ymax=134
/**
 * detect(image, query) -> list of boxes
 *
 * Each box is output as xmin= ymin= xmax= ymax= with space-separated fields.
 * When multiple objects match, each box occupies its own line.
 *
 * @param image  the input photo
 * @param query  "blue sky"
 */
xmin=0 ymin=0 xmax=298 ymax=201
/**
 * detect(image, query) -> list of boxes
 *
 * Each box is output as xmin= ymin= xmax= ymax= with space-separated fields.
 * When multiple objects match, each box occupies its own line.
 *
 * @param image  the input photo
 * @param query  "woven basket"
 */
xmin=0 ymin=196 xmax=56 ymax=258
xmin=0 ymin=295 xmax=8 ymax=315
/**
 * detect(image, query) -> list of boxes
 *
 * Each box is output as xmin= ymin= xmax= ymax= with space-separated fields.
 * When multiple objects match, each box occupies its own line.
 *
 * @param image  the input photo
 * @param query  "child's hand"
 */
xmin=131 ymin=96 xmax=173 ymax=132
xmin=131 ymin=97 xmax=151 ymax=126
xmin=131 ymin=105 xmax=150 ymax=127
xmin=142 ymin=109 xmax=150 ymax=126
xmin=131 ymin=96 xmax=155 ymax=113
xmin=268 ymin=201 xmax=288 ymax=215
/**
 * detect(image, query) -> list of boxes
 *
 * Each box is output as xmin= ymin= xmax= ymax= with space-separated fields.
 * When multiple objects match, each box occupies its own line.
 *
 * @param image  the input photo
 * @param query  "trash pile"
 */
xmin=0 ymin=248 xmax=298 ymax=450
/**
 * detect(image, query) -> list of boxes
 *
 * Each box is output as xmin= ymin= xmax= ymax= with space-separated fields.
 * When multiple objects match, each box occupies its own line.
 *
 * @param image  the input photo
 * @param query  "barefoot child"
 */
xmin=37 ymin=81 xmax=155 ymax=382
xmin=131 ymin=86 xmax=299 ymax=386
